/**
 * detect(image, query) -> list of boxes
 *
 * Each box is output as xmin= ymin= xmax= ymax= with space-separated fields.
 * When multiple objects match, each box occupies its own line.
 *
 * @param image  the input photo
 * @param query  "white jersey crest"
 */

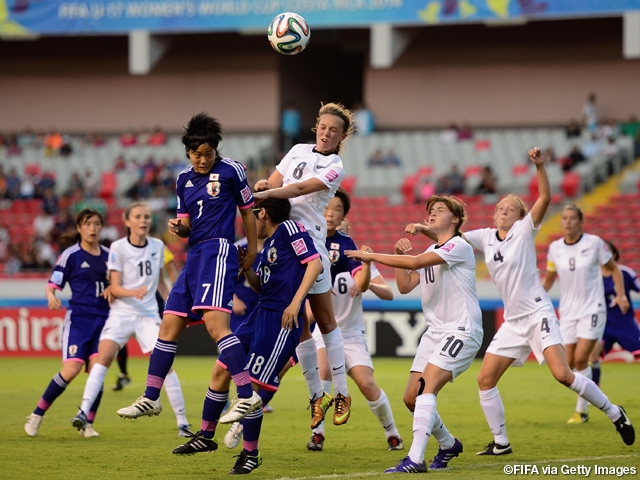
xmin=276 ymin=144 xmax=344 ymax=243
xmin=546 ymin=233 xmax=611 ymax=319
xmin=464 ymin=214 xmax=552 ymax=321
xmin=107 ymin=237 xmax=165 ymax=317
xmin=419 ymin=236 xmax=482 ymax=340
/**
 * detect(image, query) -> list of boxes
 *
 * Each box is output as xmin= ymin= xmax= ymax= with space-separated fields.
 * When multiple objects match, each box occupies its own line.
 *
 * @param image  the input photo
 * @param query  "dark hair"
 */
xmin=563 ymin=203 xmax=584 ymax=221
xmin=425 ymin=194 xmax=466 ymax=235
xmin=123 ymin=201 xmax=150 ymax=237
xmin=334 ymin=187 xmax=351 ymax=217
xmin=182 ymin=113 xmax=223 ymax=155
xmin=59 ymin=208 xmax=104 ymax=248
xmin=604 ymin=240 xmax=620 ymax=262
xmin=255 ymin=198 xmax=291 ymax=225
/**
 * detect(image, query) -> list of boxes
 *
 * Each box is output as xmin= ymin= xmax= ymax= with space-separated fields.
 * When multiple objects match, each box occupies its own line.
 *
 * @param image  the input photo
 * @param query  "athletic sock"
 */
xmin=165 ymin=371 xmax=188 ymax=426
xmin=431 ymin=411 xmax=455 ymax=449
xmin=117 ymin=345 xmax=129 ymax=375
xmin=591 ymin=360 xmax=601 ymax=386
xmin=144 ymin=339 xmax=177 ymax=400
xmin=200 ymin=388 xmax=228 ymax=439
xmin=367 ymin=390 xmax=399 ymax=438
xmin=242 ymin=409 xmax=263 ymax=456
xmin=87 ymin=387 xmax=103 ymax=423
xmin=34 ymin=372 xmax=69 ymax=416
xmin=217 ymin=334 xmax=252 ymax=398
xmin=312 ymin=420 xmax=325 ymax=436
xmin=295 ymin=338 xmax=323 ymax=401
xmin=574 ymin=366 xmax=591 ymax=414
xmin=407 ymin=393 xmax=437 ymax=464
xmin=569 ymin=373 xmax=620 ymax=421
xmin=321 ymin=380 xmax=333 ymax=396
xmin=322 ymin=328 xmax=349 ymax=396
xmin=479 ymin=387 xmax=509 ymax=445
xmin=80 ymin=363 xmax=108 ymax=414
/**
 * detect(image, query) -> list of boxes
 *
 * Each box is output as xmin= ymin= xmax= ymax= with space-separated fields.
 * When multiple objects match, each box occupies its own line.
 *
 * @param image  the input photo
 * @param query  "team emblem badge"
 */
xmin=206 ymin=181 xmax=221 ymax=197
xmin=68 ymin=345 xmax=78 ymax=356
xmin=268 ymin=247 xmax=278 ymax=263
xmin=329 ymin=250 xmax=340 ymax=263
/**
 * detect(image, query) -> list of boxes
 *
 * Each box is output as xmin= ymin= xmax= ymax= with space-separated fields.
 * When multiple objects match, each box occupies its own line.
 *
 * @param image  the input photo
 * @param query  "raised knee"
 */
xmin=477 ymin=372 xmax=496 ymax=391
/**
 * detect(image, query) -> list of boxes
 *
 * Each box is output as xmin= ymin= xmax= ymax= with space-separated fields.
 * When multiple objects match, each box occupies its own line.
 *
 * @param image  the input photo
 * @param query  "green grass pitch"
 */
xmin=1 ymin=357 xmax=638 ymax=479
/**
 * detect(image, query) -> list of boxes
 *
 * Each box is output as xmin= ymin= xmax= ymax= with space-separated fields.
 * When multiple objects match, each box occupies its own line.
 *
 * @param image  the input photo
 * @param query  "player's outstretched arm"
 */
xmin=282 ymin=258 xmax=323 ymax=330
xmin=353 ymin=245 xmax=373 ymax=293
xmin=345 ymin=245 xmax=445 ymax=271
xmin=405 ymin=222 xmax=437 ymax=242
xmin=528 ymin=147 xmax=551 ymax=228
xmin=253 ymin=178 xmax=327 ymax=201
xmin=369 ymin=275 xmax=393 ymax=300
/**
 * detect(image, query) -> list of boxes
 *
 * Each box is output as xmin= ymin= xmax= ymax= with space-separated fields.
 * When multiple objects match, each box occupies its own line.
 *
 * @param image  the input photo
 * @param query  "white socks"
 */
xmin=431 ymin=411 xmax=455 ymax=449
xmin=322 ymin=328 xmax=349 ymax=396
xmin=164 ymin=370 xmax=188 ymax=426
xmin=569 ymin=372 xmax=620 ymax=421
xmin=322 ymin=380 xmax=333 ymax=396
xmin=479 ymin=387 xmax=509 ymax=445
xmin=296 ymin=338 xmax=323 ymax=401
xmin=367 ymin=390 xmax=400 ymax=438
xmin=574 ymin=366 xmax=591 ymax=414
xmin=408 ymin=393 xmax=437 ymax=464
xmin=81 ymin=363 xmax=108 ymax=415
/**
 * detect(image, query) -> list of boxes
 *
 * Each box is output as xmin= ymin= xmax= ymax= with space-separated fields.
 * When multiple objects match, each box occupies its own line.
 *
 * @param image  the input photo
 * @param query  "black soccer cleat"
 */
xmin=307 ymin=433 xmax=325 ymax=451
xmin=172 ymin=429 xmax=218 ymax=455
xmin=113 ymin=374 xmax=131 ymax=391
xmin=614 ymin=406 xmax=635 ymax=446
xmin=229 ymin=450 xmax=262 ymax=474
xmin=476 ymin=440 xmax=513 ymax=456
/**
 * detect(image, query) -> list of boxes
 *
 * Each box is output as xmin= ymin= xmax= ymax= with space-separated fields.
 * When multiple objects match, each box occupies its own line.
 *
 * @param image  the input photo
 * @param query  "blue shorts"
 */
xmin=62 ymin=310 xmax=108 ymax=367
xmin=165 ymin=239 xmax=237 ymax=317
xmin=603 ymin=319 xmax=640 ymax=355
xmin=219 ymin=305 xmax=303 ymax=391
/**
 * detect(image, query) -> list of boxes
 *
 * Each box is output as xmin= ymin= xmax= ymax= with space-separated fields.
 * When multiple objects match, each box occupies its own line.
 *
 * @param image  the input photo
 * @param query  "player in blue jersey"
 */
xmin=173 ymin=197 xmax=323 ymax=473
xmin=589 ymin=240 xmax=640 ymax=385
xmin=230 ymin=236 xmax=263 ymax=333
xmin=25 ymin=209 xmax=110 ymax=438
xmin=254 ymin=102 xmax=356 ymax=428
xmin=117 ymin=113 xmax=262 ymax=439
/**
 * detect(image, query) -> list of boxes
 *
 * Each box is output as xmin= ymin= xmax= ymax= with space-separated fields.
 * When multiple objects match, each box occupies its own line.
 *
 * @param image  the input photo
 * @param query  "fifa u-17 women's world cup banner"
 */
xmin=2 ymin=0 xmax=640 ymax=36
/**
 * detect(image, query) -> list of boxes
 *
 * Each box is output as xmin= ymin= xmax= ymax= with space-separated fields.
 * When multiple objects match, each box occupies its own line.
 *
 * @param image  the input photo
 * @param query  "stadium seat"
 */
xmin=561 ymin=172 xmax=581 ymax=198
xmin=99 ymin=172 xmax=117 ymax=199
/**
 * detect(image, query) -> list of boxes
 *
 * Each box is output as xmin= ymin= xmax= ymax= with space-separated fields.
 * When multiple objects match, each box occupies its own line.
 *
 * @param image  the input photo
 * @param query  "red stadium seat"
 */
xmin=99 ymin=172 xmax=117 ymax=199
xmin=561 ymin=172 xmax=581 ymax=198
xmin=341 ymin=176 xmax=357 ymax=194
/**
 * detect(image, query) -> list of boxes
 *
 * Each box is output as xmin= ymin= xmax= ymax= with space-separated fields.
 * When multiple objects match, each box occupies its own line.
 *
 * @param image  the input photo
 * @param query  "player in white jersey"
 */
xmin=347 ymin=195 xmax=483 ymax=473
xmin=543 ymin=204 xmax=629 ymax=424
xmin=254 ymin=102 xmax=356 ymax=427
xmin=71 ymin=202 xmax=190 ymax=435
xmin=308 ymin=189 xmax=403 ymax=452
xmin=406 ymin=149 xmax=635 ymax=453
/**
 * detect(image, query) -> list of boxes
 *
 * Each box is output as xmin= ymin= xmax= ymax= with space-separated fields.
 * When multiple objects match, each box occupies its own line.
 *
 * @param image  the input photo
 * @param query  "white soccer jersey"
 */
xmin=547 ymin=233 xmax=611 ymax=320
xmin=464 ymin=214 xmax=553 ymax=322
xmin=107 ymin=236 xmax=165 ymax=317
xmin=333 ymin=264 xmax=382 ymax=338
xmin=419 ymin=236 xmax=482 ymax=339
xmin=276 ymin=144 xmax=345 ymax=243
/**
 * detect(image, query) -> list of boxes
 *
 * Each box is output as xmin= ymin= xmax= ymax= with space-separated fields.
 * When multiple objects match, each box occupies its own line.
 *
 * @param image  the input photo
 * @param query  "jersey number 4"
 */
xmin=493 ymin=251 xmax=504 ymax=263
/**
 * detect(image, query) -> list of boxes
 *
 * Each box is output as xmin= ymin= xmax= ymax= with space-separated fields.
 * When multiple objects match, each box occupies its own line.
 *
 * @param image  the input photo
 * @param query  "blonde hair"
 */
xmin=495 ymin=194 xmax=528 ymax=220
xmin=563 ymin=203 xmax=583 ymax=221
xmin=314 ymin=102 xmax=355 ymax=154
xmin=425 ymin=194 xmax=467 ymax=234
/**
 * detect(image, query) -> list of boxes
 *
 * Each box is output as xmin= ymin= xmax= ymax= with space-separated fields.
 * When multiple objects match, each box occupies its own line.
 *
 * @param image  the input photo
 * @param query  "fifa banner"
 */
xmin=2 ymin=0 xmax=640 ymax=36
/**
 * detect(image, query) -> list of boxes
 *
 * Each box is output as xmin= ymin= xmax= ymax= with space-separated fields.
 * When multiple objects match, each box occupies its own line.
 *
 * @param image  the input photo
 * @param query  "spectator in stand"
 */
xmin=20 ymin=246 xmax=40 ymax=271
xmin=4 ymin=245 xmax=21 ymax=274
xmin=382 ymin=149 xmax=401 ymax=167
xmin=66 ymin=172 xmax=85 ymax=195
xmin=439 ymin=123 xmax=458 ymax=144
xmin=562 ymin=146 xmax=587 ymax=172
xmin=41 ymin=187 xmax=59 ymax=216
xmin=60 ymin=134 xmax=73 ymax=156
xmin=369 ymin=148 xmax=384 ymax=166
xmin=37 ymin=172 xmax=56 ymax=198
xmin=414 ymin=174 xmax=436 ymax=204
xmin=17 ymin=127 xmax=35 ymax=148
xmin=457 ymin=122 xmax=473 ymax=141
xmin=83 ymin=169 xmax=98 ymax=196
xmin=74 ymin=191 xmax=107 ymax=218
xmin=52 ymin=209 xmax=75 ymax=245
xmin=120 ymin=129 xmax=138 ymax=147
xmin=43 ymin=130 xmax=64 ymax=156
xmin=476 ymin=166 xmax=497 ymax=195
xmin=445 ymin=164 xmax=465 ymax=195
xmin=147 ymin=126 xmax=167 ymax=146
xmin=582 ymin=134 xmax=602 ymax=159
xmin=621 ymin=115 xmax=640 ymax=139
xmin=596 ymin=118 xmax=617 ymax=141
xmin=0 ymin=225 xmax=9 ymax=261
xmin=353 ymin=101 xmax=375 ymax=136
xmin=33 ymin=208 xmax=55 ymax=239
xmin=7 ymin=130 xmax=21 ymax=156
xmin=6 ymin=167 xmax=21 ymax=199
xmin=19 ymin=174 xmax=36 ymax=199
xmin=114 ymin=155 xmax=126 ymax=171
xmin=544 ymin=147 xmax=557 ymax=164
xmin=602 ymin=137 xmax=620 ymax=174
xmin=582 ymin=92 xmax=598 ymax=131
xmin=34 ymin=236 xmax=57 ymax=269
xmin=281 ymin=100 xmax=302 ymax=151
xmin=0 ymin=171 xmax=8 ymax=199
xmin=566 ymin=119 xmax=582 ymax=139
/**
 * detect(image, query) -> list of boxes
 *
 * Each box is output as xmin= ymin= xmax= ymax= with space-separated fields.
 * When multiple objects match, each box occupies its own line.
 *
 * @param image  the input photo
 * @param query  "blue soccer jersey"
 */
xmin=176 ymin=158 xmax=254 ymax=246
xmin=47 ymin=244 xmax=110 ymax=316
xmin=326 ymin=231 xmax=363 ymax=281
xmin=256 ymin=220 xmax=319 ymax=311
xmin=603 ymin=265 xmax=640 ymax=324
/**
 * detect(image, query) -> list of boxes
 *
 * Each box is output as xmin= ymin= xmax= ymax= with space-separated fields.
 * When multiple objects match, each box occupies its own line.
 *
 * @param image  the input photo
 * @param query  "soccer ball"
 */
xmin=267 ymin=12 xmax=310 ymax=55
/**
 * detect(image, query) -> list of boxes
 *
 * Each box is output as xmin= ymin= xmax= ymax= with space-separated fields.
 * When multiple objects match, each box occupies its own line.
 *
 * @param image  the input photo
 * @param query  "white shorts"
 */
xmin=99 ymin=312 xmax=161 ymax=354
xmin=313 ymin=327 xmax=374 ymax=371
xmin=486 ymin=306 xmax=564 ymax=367
xmin=308 ymin=240 xmax=332 ymax=295
xmin=410 ymin=328 xmax=481 ymax=381
xmin=560 ymin=311 xmax=606 ymax=344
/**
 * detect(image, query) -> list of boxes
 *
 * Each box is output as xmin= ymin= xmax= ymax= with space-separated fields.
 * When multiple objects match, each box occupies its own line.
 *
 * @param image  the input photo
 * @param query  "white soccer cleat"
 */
xmin=117 ymin=396 xmax=162 ymax=419
xmin=219 ymin=392 xmax=262 ymax=424
xmin=224 ymin=422 xmax=244 ymax=449
xmin=80 ymin=424 xmax=100 ymax=437
xmin=24 ymin=413 xmax=43 ymax=437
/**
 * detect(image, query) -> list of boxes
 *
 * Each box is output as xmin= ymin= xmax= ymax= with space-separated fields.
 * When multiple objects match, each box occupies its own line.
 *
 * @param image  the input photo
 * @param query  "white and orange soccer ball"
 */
xmin=267 ymin=12 xmax=310 ymax=55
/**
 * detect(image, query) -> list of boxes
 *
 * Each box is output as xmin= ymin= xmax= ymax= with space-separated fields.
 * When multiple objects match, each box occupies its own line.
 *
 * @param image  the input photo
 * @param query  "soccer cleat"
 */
xmin=333 ymin=394 xmax=351 ymax=426
xmin=476 ymin=441 xmax=513 ymax=456
xmin=307 ymin=433 xmax=325 ymax=451
xmin=567 ymin=412 xmax=589 ymax=424
xmin=614 ymin=405 xmax=635 ymax=446
xmin=384 ymin=456 xmax=428 ymax=473
xmin=220 ymin=392 xmax=263 ymax=424
xmin=80 ymin=424 xmax=100 ymax=437
xmin=429 ymin=438 xmax=463 ymax=469
xmin=172 ymin=429 xmax=219 ymax=455
xmin=387 ymin=435 xmax=404 ymax=451
xmin=117 ymin=396 xmax=162 ymax=419
xmin=24 ymin=413 xmax=43 ymax=437
xmin=224 ymin=422 xmax=244 ymax=449
xmin=229 ymin=450 xmax=262 ymax=474
xmin=178 ymin=424 xmax=192 ymax=437
xmin=309 ymin=392 xmax=333 ymax=429
xmin=263 ymin=404 xmax=274 ymax=413
xmin=71 ymin=409 xmax=87 ymax=430
xmin=112 ymin=373 xmax=131 ymax=391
